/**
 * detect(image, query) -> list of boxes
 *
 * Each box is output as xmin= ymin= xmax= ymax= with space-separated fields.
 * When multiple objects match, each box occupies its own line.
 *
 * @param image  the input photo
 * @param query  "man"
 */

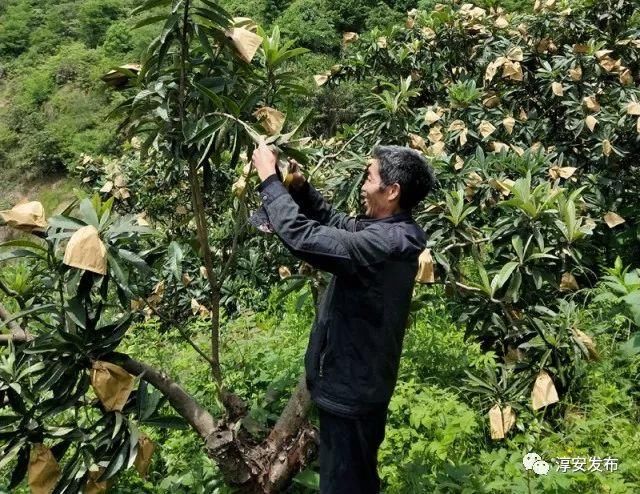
xmin=252 ymin=142 xmax=435 ymax=493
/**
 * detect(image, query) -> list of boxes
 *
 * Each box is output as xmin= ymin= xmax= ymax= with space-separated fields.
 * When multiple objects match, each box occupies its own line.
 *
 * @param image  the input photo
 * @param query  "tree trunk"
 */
xmin=117 ymin=353 xmax=317 ymax=493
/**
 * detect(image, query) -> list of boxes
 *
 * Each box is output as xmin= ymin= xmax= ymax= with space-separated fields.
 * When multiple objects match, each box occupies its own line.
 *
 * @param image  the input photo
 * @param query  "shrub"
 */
xmin=102 ymin=21 xmax=135 ymax=57
xmin=0 ymin=0 xmax=34 ymax=57
xmin=221 ymin=0 xmax=270 ymax=24
xmin=364 ymin=2 xmax=405 ymax=30
xmin=332 ymin=0 xmax=378 ymax=32
xmin=277 ymin=0 xmax=339 ymax=53
xmin=78 ymin=0 xmax=126 ymax=48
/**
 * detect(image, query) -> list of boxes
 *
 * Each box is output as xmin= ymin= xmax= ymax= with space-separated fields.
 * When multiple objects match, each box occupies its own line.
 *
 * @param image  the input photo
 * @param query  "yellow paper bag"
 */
xmin=28 ymin=444 xmax=61 ymax=494
xmin=134 ymin=435 xmax=155 ymax=478
xmin=489 ymin=404 xmax=517 ymax=439
xmin=253 ymin=107 xmax=285 ymax=136
xmin=63 ymin=225 xmax=108 ymax=275
xmin=531 ymin=371 xmax=559 ymax=410
xmin=559 ymin=272 xmax=579 ymax=291
xmin=84 ymin=468 xmax=112 ymax=494
xmin=415 ymin=249 xmax=435 ymax=283
xmin=278 ymin=266 xmax=292 ymax=279
xmin=603 ymin=212 xmax=625 ymax=228
xmin=572 ymin=328 xmax=598 ymax=361
xmin=226 ymin=28 xmax=263 ymax=63
xmin=0 ymin=201 xmax=47 ymax=231
xmin=91 ymin=361 xmax=135 ymax=412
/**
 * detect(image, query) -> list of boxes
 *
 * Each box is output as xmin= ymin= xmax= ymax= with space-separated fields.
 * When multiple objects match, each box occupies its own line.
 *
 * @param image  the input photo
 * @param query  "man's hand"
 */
xmin=252 ymin=140 xmax=278 ymax=182
xmin=287 ymin=159 xmax=306 ymax=190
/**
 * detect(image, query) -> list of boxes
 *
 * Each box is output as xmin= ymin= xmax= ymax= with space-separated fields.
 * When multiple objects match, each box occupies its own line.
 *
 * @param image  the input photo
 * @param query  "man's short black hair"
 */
xmin=372 ymin=145 xmax=436 ymax=211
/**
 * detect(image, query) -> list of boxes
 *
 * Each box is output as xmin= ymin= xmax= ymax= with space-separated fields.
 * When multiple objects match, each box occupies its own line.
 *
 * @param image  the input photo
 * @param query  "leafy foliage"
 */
xmin=0 ymin=196 xmax=177 ymax=490
xmin=309 ymin=0 xmax=640 ymax=425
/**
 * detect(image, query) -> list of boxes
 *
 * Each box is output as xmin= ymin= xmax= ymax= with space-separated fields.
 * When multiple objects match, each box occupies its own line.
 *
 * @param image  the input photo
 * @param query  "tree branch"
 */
xmin=266 ymin=371 xmax=311 ymax=451
xmin=0 ymin=302 xmax=33 ymax=342
xmin=218 ymin=201 xmax=247 ymax=289
xmin=107 ymin=352 xmax=219 ymax=441
xmin=0 ymin=278 xmax=18 ymax=298
xmin=176 ymin=0 xmax=223 ymax=386
xmin=143 ymin=299 xmax=215 ymax=368
xmin=1 ymin=297 xmax=315 ymax=491
xmin=440 ymin=237 xmax=492 ymax=253
xmin=310 ymin=128 xmax=367 ymax=179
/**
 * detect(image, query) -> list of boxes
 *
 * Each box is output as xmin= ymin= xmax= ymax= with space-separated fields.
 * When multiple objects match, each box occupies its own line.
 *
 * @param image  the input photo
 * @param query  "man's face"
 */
xmin=361 ymin=159 xmax=388 ymax=218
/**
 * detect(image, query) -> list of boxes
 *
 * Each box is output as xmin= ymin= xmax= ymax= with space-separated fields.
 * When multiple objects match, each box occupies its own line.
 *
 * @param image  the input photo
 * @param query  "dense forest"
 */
xmin=0 ymin=0 xmax=639 ymax=492
xmin=0 ymin=0 xmax=531 ymax=190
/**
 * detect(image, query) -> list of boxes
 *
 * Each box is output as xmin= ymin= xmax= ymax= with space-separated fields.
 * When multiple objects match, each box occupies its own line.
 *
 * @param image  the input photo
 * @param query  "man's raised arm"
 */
xmin=285 ymin=160 xmax=357 ymax=231
xmin=256 ymin=176 xmax=389 ymax=277
xmin=251 ymin=142 xmax=388 ymax=276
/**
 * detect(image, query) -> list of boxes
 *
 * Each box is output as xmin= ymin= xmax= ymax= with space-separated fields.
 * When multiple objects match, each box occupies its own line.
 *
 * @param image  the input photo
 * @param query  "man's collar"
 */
xmin=355 ymin=210 xmax=413 ymax=224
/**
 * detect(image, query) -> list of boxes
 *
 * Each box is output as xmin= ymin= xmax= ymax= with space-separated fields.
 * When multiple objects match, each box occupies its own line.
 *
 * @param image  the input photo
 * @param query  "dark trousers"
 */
xmin=318 ymin=407 xmax=388 ymax=494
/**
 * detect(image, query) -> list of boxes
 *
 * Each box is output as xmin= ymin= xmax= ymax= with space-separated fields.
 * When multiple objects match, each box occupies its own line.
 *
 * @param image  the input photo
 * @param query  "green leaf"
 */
xmin=491 ymin=262 xmax=520 ymax=295
xmin=65 ymin=297 xmax=87 ymax=329
xmin=186 ymin=120 xmax=224 ymax=144
xmin=477 ymin=264 xmax=491 ymax=295
xmin=0 ymin=415 xmax=20 ymax=428
xmin=79 ymin=199 xmax=100 ymax=228
xmin=136 ymin=381 xmax=149 ymax=420
xmin=194 ymin=81 xmax=224 ymax=108
xmin=0 ymin=239 xmax=48 ymax=252
xmin=107 ymin=251 xmax=130 ymax=290
xmin=506 ymin=270 xmax=522 ymax=303
xmin=137 ymin=382 xmax=163 ymax=421
xmin=619 ymin=333 xmax=640 ymax=357
xmin=155 ymin=106 xmax=169 ymax=121
xmin=47 ymin=215 xmax=86 ymax=231
xmin=193 ymin=7 xmax=229 ymax=27
xmin=99 ymin=436 xmax=130 ymax=481
xmin=293 ymin=467 xmax=320 ymax=490
xmin=34 ymin=364 xmax=68 ymax=395
xmin=126 ymin=423 xmax=141 ymax=469
xmin=196 ymin=24 xmax=216 ymax=60
xmin=132 ymin=89 xmax=155 ymax=105
xmin=621 ymin=292 xmax=640 ymax=326
xmin=270 ymin=47 xmax=309 ymax=69
xmin=118 ymin=249 xmax=151 ymax=274
xmin=24 ymin=341 xmax=73 ymax=356
xmin=16 ymin=362 xmax=46 ymax=381
xmin=199 ymin=0 xmax=231 ymax=20
xmin=0 ymin=440 xmax=25 ymax=470
xmin=112 ymin=412 xmax=124 ymax=440
xmin=131 ymin=0 xmax=172 ymax=16
xmin=0 ymin=249 xmax=45 ymax=262
xmin=50 ymin=441 xmax=72 ymax=462
xmin=133 ymin=14 xmax=166 ymax=29
xmin=0 ymin=304 xmax=58 ymax=329
xmin=160 ymin=13 xmax=180 ymax=44
xmin=511 ymin=236 xmax=524 ymax=261
xmin=141 ymin=415 xmax=188 ymax=429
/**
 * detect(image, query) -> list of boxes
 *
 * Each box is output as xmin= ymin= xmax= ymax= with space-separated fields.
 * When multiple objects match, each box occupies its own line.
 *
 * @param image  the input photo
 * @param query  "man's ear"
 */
xmin=387 ymin=183 xmax=401 ymax=202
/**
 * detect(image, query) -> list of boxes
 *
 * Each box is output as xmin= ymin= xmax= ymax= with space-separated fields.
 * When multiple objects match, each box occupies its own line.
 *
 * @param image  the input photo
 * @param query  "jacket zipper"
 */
xmin=319 ymin=352 xmax=326 ymax=377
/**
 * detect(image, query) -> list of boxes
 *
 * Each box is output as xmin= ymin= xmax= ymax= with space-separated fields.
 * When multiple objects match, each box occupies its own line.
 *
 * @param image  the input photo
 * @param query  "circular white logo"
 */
xmin=532 ymin=460 xmax=550 ymax=476
xmin=523 ymin=452 xmax=541 ymax=470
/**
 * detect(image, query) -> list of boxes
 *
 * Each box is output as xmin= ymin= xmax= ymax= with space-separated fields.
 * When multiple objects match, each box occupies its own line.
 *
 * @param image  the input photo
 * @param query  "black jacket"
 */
xmin=257 ymin=174 xmax=426 ymax=416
